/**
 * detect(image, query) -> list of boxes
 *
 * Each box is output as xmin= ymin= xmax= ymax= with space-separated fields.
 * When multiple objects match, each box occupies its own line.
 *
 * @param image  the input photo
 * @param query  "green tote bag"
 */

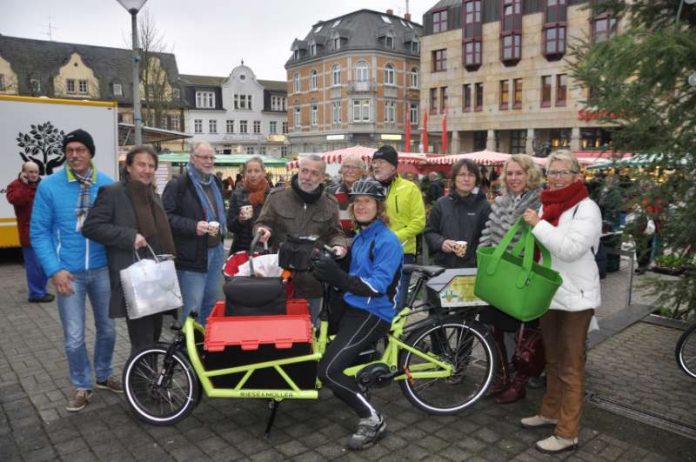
xmin=475 ymin=218 xmax=563 ymax=322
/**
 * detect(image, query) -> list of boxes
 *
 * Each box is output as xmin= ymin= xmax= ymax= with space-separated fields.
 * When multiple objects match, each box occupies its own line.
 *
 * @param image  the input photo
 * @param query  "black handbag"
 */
xmin=223 ymin=276 xmax=286 ymax=317
xmin=278 ymin=235 xmax=319 ymax=272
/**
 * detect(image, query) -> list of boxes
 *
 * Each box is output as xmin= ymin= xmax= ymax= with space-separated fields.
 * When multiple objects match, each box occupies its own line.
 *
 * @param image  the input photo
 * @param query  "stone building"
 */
xmin=421 ymin=0 xmax=616 ymax=155
xmin=285 ymin=9 xmax=422 ymax=153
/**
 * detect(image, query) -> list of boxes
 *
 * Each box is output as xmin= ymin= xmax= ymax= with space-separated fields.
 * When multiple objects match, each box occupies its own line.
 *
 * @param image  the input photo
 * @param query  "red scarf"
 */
xmin=244 ymin=177 xmax=269 ymax=207
xmin=540 ymin=181 xmax=589 ymax=226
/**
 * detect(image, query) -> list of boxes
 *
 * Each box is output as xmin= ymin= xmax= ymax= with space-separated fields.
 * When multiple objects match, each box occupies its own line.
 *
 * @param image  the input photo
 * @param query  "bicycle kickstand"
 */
xmin=264 ymin=399 xmax=282 ymax=438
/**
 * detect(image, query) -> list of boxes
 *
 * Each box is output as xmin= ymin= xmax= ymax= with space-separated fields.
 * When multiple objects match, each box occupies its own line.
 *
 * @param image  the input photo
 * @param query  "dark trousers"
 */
xmin=396 ymin=254 xmax=415 ymax=310
xmin=318 ymin=307 xmax=389 ymax=418
xmin=125 ymin=313 xmax=164 ymax=354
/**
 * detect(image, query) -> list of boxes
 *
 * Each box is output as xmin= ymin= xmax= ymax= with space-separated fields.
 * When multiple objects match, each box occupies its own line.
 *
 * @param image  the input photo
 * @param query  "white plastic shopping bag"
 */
xmin=236 ymin=253 xmax=283 ymax=277
xmin=120 ymin=246 xmax=182 ymax=319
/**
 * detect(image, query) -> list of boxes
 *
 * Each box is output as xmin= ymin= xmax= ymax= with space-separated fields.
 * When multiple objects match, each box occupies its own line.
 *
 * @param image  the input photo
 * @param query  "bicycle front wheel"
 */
xmin=676 ymin=323 xmax=696 ymax=379
xmin=123 ymin=344 xmax=200 ymax=425
xmin=398 ymin=321 xmax=494 ymax=415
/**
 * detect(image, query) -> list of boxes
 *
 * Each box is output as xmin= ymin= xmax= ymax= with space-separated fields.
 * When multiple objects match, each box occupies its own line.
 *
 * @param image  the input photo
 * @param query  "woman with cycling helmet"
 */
xmin=312 ymin=178 xmax=403 ymax=451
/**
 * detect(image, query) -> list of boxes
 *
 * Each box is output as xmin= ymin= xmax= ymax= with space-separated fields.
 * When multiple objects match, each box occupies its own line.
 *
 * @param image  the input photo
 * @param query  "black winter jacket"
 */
xmin=424 ymin=190 xmax=491 ymax=268
xmin=162 ymin=172 xmax=224 ymax=272
xmin=226 ymin=186 xmax=270 ymax=254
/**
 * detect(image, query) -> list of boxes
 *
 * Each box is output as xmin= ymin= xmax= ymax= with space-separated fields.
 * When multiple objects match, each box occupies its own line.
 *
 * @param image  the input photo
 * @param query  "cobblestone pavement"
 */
xmin=1 ymin=251 xmax=694 ymax=461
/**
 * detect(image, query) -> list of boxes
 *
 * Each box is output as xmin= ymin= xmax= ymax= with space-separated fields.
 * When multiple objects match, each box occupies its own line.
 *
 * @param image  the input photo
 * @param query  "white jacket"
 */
xmin=532 ymin=198 xmax=602 ymax=312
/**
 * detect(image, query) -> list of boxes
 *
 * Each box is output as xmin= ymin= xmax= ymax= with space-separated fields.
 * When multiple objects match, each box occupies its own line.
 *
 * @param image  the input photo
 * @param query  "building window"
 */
xmin=194 ymin=119 xmax=203 ymax=134
xmin=475 ymin=82 xmax=484 ymax=112
xmin=281 ymin=146 xmax=289 ymax=157
xmin=247 ymin=147 xmax=255 ymax=154
xmin=253 ymin=120 xmax=261 ymax=134
xmin=429 ymin=88 xmax=438 ymax=115
xmin=226 ymin=120 xmax=234 ymax=133
xmin=293 ymin=73 xmax=301 ymax=93
xmin=384 ymin=64 xmax=395 ymax=86
xmin=294 ymin=108 xmax=301 ymax=128
xmin=331 ymin=32 xmax=341 ymax=51
xmin=282 ymin=121 xmax=288 ymax=134
xmin=541 ymin=75 xmax=552 ymax=107
xmin=384 ymin=100 xmax=396 ymax=124
xmin=499 ymin=80 xmax=510 ymax=110
xmin=248 ymin=95 xmax=253 ymax=110
xmin=474 ymin=131 xmax=487 ymax=150
xmin=409 ymin=103 xmax=419 ymax=125
xmin=66 ymin=79 xmax=76 ymax=94
xmin=432 ymin=49 xmax=447 ymax=72
xmin=501 ymin=0 xmax=522 ymax=63
xmin=240 ymin=120 xmax=248 ymax=133
xmin=352 ymin=100 xmax=371 ymax=122
xmin=411 ymin=38 xmax=420 ymax=53
xmin=592 ymin=13 xmax=616 ymax=43
xmin=169 ymin=116 xmax=180 ymax=131
xmin=310 ymin=70 xmax=318 ymax=90
xmin=463 ymin=0 xmax=482 ymax=69
xmin=196 ymin=91 xmax=215 ymax=108
xmin=270 ymin=121 xmax=277 ymax=134
xmin=234 ymin=94 xmax=252 ymax=110
xmin=463 ymin=84 xmax=472 ymax=112
xmin=332 ymin=65 xmax=341 ymax=86
xmin=354 ymin=61 xmax=369 ymax=82
xmin=511 ymin=129 xmax=526 ymax=154
xmin=440 ymin=87 xmax=448 ymax=113
xmin=309 ymin=41 xmax=317 ymax=56
xmin=556 ymin=74 xmax=567 ymax=106
xmin=513 ymin=78 xmax=523 ymax=109
xmin=385 ymin=33 xmax=395 ymax=49
xmin=259 ymin=146 xmax=267 ymax=155
xmin=432 ymin=9 xmax=448 ymax=33
xmin=293 ymin=49 xmax=300 ymax=61
xmin=544 ymin=0 xmax=567 ymax=60
xmin=209 ymin=120 xmax=217 ymax=134
xmin=113 ymin=83 xmax=122 ymax=96
xmin=410 ymin=67 xmax=419 ymax=88
xmin=332 ymin=101 xmax=342 ymax=125
xmin=78 ymin=80 xmax=88 ymax=94
xmin=311 ymin=106 xmax=318 ymax=126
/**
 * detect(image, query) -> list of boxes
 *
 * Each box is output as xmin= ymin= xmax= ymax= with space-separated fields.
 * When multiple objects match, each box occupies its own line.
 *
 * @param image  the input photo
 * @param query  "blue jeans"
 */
xmin=177 ymin=244 xmax=224 ymax=326
xmin=22 ymin=246 xmax=48 ymax=299
xmin=56 ymin=266 xmax=115 ymax=390
xmin=396 ymin=254 xmax=415 ymax=310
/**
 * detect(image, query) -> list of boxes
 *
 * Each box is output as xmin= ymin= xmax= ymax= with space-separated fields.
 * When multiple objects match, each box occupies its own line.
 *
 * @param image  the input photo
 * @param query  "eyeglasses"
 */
xmin=66 ymin=146 xmax=88 ymax=155
xmin=193 ymin=154 xmax=216 ymax=162
xmin=546 ymin=170 xmax=576 ymax=178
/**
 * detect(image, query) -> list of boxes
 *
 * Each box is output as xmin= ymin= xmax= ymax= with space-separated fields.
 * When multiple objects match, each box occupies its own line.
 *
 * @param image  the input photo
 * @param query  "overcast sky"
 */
xmin=1 ymin=0 xmax=432 ymax=81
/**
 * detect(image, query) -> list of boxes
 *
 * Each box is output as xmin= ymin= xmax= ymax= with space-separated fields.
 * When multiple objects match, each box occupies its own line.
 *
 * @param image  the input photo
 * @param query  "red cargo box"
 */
xmin=204 ymin=300 xmax=312 ymax=352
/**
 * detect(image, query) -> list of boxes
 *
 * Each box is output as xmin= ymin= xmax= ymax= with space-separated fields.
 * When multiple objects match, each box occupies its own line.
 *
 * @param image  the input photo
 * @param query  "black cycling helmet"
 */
xmin=349 ymin=178 xmax=386 ymax=201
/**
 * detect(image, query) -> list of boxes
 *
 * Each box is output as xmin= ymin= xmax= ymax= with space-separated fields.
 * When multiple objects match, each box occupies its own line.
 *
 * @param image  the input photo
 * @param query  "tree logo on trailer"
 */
xmin=16 ymin=122 xmax=66 ymax=175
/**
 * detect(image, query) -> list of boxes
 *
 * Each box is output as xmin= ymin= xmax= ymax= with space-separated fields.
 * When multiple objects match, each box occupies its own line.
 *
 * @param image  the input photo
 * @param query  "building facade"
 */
xmin=0 ymin=35 xmax=187 ymax=150
xmin=285 ymin=9 xmax=422 ymax=153
xmin=181 ymin=64 xmax=288 ymax=157
xmin=421 ymin=0 xmax=616 ymax=155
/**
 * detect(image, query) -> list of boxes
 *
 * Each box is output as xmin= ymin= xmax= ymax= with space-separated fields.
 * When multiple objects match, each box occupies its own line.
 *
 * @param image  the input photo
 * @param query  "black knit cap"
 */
xmin=372 ymin=145 xmax=398 ymax=167
xmin=62 ymin=129 xmax=95 ymax=158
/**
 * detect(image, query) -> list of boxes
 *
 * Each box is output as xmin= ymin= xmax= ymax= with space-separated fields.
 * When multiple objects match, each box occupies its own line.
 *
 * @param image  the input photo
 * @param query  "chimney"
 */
xmin=386 ymin=9 xmax=394 ymax=15
xmin=404 ymin=13 xmax=411 ymax=21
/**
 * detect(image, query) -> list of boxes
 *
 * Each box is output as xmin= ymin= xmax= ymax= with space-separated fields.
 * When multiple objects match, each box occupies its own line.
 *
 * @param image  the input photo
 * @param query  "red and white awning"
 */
xmin=574 ymin=151 xmax=632 ymax=166
xmin=287 ymin=145 xmax=428 ymax=169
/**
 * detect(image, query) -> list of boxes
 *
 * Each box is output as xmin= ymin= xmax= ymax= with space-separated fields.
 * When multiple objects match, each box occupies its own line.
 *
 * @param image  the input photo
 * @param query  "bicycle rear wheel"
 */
xmin=398 ymin=321 xmax=494 ymax=415
xmin=676 ymin=323 xmax=696 ymax=379
xmin=123 ymin=344 xmax=200 ymax=425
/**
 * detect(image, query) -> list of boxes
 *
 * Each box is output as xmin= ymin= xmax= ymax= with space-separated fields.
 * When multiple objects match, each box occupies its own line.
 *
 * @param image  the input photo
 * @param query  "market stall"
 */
xmin=430 ymin=150 xmax=547 ymax=167
xmin=286 ymin=145 xmax=429 ymax=175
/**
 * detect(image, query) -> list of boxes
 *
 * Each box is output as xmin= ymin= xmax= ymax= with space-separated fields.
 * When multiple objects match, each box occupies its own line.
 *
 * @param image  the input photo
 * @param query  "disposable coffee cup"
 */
xmin=240 ymin=205 xmax=253 ymax=220
xmin=208 ymin=221 xmax=220 ymax=236
xmin=454 ymin=241 xmax=468 ymax=258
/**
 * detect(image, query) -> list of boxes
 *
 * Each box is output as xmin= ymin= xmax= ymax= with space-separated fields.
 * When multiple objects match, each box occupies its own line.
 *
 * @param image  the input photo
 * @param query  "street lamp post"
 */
xmin=117 ymin=0 xmax=148 ymax=146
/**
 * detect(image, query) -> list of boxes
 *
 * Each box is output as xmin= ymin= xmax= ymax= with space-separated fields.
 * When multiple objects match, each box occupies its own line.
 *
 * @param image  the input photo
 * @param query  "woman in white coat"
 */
xmin=521 ymin=150 xmax=601 ymax=454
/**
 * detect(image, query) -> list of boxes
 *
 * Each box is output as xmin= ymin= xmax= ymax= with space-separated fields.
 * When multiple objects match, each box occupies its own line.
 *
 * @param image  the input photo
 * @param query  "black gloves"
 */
xmin=312 ymin=253 xmax=380 ymax=297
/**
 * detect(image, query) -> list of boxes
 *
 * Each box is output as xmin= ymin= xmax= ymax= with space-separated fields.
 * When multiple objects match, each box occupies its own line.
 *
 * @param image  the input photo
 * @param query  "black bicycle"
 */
xmin=676 ymin=322 xmax=696 ymax=379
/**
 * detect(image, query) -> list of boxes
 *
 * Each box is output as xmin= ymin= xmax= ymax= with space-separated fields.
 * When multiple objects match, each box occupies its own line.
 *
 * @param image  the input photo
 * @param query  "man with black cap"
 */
xmin=31 ymin=128 xmax=121 ymax=413
xmin=371 ymin=145 xmax=425 ymax=309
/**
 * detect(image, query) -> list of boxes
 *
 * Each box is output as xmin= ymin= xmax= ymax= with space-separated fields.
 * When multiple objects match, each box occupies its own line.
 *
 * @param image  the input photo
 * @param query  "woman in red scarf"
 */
xmin=226 ymin=157 xmax=271 ymax=254
xmin=520 ymin=150 xmax=601 ymax=454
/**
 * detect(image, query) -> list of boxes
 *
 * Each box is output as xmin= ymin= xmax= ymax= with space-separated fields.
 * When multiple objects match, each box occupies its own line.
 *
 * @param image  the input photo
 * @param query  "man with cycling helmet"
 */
xmin=312 ymin=178 xmax=404 ymax=450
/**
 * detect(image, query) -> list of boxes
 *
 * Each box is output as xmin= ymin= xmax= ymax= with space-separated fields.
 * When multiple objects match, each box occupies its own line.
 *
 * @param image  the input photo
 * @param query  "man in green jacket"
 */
xmin=371 ymin=145 xmax=426 ymax=309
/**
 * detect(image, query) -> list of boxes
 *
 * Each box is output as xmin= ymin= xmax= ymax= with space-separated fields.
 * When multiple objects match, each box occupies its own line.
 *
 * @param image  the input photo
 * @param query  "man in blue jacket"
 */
xmin=31 ymin=129 xmax=121 ymax=413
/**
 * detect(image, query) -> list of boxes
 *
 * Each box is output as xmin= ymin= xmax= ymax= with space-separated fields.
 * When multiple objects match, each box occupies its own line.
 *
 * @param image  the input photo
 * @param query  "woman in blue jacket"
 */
xmin=312 ymin=178 xmax=403 ymax=451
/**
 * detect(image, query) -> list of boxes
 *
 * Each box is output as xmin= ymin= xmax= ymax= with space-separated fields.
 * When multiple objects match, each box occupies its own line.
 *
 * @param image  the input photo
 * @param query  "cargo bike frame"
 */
xmin=122 ymin=260 xmax=496 ymax=430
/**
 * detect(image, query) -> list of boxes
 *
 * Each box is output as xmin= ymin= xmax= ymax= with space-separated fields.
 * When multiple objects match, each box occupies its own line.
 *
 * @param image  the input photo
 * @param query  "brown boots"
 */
xmin=489 ymin=326 xmax=545 ymax=404
xmin=488 ymin=328 xmax=509 ymax=396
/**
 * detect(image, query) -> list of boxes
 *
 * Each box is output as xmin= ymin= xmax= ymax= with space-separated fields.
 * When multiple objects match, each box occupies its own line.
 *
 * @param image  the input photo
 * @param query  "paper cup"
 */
xmin=454 ymin=241 xmax=468 ymax=258
xmin=240 ymin=205 xmax=253 ymax=220
xmin=208 ymin=221 xmax=220 ymax=236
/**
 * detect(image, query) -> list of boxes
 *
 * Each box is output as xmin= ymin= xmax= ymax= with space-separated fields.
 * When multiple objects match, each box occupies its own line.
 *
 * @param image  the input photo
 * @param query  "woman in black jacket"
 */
xmin=226 ymin=157 xmax=271 ymax=254
xmin=83 ymin=146 xmax=176 ymax=352
xmin=424 ymin=159 xmax=491 ymax=269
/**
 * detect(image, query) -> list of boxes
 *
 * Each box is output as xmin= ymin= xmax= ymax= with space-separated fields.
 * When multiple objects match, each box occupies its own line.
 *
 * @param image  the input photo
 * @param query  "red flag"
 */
xmin=422 ymin=111 xmax=429 ymax=153
xmin=441 ymin=112 xmax=448 ymax=154
xmin=404 ymin=107 xmax=411 ymax=153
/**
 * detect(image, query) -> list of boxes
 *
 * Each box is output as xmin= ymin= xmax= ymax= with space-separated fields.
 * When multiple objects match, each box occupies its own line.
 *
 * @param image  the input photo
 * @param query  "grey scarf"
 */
xmin=480 ymin=188 xmax=542 ymax=247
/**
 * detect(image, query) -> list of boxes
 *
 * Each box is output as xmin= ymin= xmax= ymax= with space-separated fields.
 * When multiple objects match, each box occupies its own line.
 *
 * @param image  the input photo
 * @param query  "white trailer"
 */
xmin=0 ymin=95 xmax=119 ymax=247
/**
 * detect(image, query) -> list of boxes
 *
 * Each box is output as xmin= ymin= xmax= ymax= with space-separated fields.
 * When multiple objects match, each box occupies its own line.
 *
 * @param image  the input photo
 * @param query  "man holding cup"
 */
xmin=162 ymin=141 xmax=226 ymax=325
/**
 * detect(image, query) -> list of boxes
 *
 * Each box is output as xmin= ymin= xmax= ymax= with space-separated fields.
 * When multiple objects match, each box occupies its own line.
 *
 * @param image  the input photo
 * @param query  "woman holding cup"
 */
xmin=424 ymin=159 xmax=491 ymax=269
xmin=226 ymin=157 xmax=271 ymax=254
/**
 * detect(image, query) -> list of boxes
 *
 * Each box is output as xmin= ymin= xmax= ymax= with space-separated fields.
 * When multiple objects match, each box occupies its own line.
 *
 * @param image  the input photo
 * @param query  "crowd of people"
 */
xmin=7 ymin=128 xmax=606 ymax=453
